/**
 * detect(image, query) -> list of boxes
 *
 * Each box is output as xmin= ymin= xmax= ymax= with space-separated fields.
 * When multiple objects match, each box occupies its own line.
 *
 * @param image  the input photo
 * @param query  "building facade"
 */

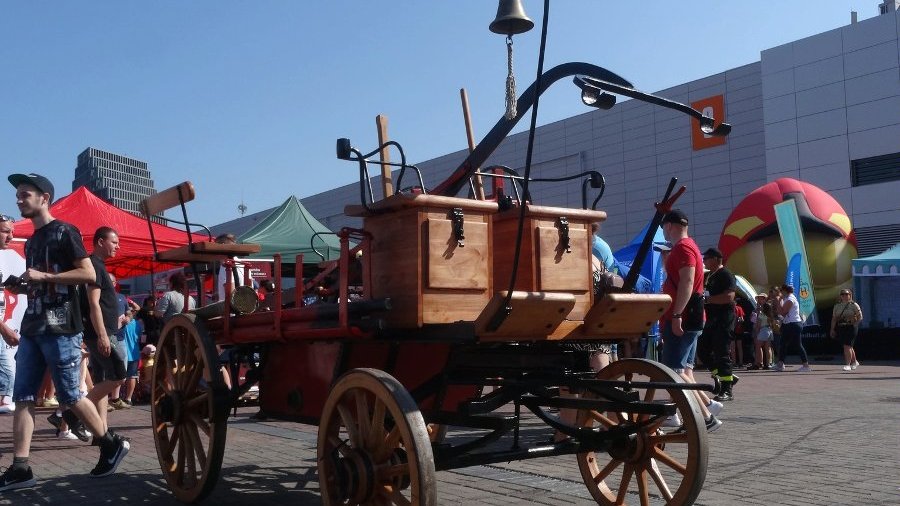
xmin=298 ymin=7 xmax=900 ymax=259
xmin=72 ymin=147 xmax=158 ymax=217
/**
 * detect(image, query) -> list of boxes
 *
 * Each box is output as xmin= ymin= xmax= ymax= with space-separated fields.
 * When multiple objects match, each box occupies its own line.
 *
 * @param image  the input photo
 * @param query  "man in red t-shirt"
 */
xmin=659 ymin=209 xmax=722 ymax=432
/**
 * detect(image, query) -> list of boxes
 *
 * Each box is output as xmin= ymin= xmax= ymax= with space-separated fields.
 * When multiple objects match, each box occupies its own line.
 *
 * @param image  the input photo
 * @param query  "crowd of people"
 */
xmin=590 ymin=208 xmax=865 ymax=436
xmin=0 ymin=173 xmax=166 ymax=492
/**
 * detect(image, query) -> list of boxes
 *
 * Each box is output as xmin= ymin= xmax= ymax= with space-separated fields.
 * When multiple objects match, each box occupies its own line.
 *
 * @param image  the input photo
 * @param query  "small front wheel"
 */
xmin=318 ymin=368 xmax=437 ymax=505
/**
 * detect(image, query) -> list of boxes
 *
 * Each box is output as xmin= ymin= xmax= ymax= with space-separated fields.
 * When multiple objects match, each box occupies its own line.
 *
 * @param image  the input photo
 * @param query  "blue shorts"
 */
xmin=661 ymin=321 xmax=701 ymax=373
xmin=126 ymin=360 xmax=139 ymax=379
xmin=13 ymin=332 xmax=84 ymax=406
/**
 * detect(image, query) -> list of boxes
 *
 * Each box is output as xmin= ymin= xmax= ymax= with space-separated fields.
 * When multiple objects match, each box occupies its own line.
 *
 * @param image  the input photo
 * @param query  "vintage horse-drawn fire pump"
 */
xmin=142 ymin=2 xmax=731 ymax=505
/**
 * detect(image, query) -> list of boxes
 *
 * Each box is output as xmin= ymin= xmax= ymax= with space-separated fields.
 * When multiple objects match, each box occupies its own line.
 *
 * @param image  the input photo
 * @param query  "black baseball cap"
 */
xmin=661 ymin=209 xmax=689 ymax=226
xmin=703 ymin=247 xmax=723 ymax=259
xmin=9 ymin=173 xmax=54 ymax=202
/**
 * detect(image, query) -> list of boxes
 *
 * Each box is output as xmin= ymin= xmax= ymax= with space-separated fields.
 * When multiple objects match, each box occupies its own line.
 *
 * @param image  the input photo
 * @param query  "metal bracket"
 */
xmin=450 ymin=208 xmax=465 ymax=247
xmin=557 ymin=216 xmax=571 ymax=253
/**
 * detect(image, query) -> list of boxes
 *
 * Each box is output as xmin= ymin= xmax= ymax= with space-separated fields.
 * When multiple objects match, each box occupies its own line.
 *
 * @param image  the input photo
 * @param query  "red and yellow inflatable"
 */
xmin=718 ymin=178 xmax=856 ymax=307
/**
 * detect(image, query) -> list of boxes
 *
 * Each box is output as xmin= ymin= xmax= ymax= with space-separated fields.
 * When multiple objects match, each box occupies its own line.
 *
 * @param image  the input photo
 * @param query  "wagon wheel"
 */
xmin=318 ymin=368 xmax=437 ymax=506
xmin=151 ymin=314 xmax=229 ymax=504
xmin=576 ymin=358 xmax=707 ymax=506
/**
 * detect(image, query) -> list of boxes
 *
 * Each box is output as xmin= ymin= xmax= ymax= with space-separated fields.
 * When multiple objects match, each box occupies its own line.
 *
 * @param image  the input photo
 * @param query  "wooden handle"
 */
xmin=460 ymin=89 xmax=485 ymax=200
xmin=376 ymin=114 xmax=394 ymax=198
xmin=140 ymin=181 xmax=195 ymax=217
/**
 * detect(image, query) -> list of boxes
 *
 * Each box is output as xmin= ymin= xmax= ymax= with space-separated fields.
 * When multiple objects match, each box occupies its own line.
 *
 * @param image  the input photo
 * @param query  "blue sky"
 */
xmin=0 ymin=1 xmax=881 ymax=225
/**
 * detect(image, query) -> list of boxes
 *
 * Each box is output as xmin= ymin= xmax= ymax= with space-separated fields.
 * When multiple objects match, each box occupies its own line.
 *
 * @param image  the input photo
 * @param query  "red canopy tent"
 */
xmin=10 ymin=187 xmax=207 ymax=279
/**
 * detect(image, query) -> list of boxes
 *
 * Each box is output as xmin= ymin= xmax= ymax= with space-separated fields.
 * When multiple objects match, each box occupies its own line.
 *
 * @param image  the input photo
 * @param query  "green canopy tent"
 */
xmin=238 ymin=195 xmax=342 ymax=262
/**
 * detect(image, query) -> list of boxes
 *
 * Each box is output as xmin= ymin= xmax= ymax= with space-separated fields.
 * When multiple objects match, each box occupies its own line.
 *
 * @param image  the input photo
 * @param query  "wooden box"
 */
xmin=492 ymin=205 xmax=607 ymax=321
xmin=346 ymin=194 xmax=497 ymax=328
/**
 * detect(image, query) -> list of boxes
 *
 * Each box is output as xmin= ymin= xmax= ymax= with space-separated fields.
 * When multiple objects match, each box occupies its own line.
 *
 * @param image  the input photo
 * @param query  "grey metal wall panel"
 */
xmin=843 ymin=41 xmax=899 ymax=80
xmin=797 ymin=108 xmax=848 ymax=143
xmin=843 ymin=12 xmax=897 ymax=52
xmin=848 ymin=123 xmax=900 ymax=159
xmin=846 ymin=95 xmax=900 ymax=133
xmin=798 ymin=135 xmax=850 ymax=169
xmin=796 ymin=82 xmax=846 ymax=116
xmin=793 ymin=28 xmax=843 ymax=66
xmin=845 ymin=68 xmax=900 ymax=106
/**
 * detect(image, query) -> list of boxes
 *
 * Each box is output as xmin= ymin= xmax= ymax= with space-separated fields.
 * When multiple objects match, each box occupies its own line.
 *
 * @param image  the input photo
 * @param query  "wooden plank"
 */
xmin=376 ymin=114 xmax=394 ymax=198
xmin=345 ymin=193 xmax=498 ymax=217
xmin=155 ymin=242 xmax=261 ymax=263
xmin=495 ymin=204 xmax=607 ymax=223
xmin=474 ymin=291 xmax=576 ymax=338
xmin=536 ymin=226 xmax=591 ymax=292
xmin=582 ymin=293 xmax=671 ymax=335
xmin=140 ymin=181 xmax=196 ymax=217
xmin=426 ymin=220 xmax=489 ymax=290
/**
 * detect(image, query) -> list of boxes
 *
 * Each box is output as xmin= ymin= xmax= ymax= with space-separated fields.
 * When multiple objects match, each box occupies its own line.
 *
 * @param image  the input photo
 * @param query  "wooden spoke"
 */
xmin=648 ymin=458 xmax=674 ymax=502
xmin=593 ymin=459 xmax=621 ymax=485
xmin=318 ymin=369 xmax=436 ymax=506
xmin=651 ymin=446 xmax=687 ymax=475
xmin=185 ymin=421 xmax=208 ymax=473
xmin=616 ymin=463 xmax=634 ymax=503
xmin=649 ymin=431 xmax=689 ymax=446
xmin=576 ymin=359 xmax=708 ymax=506
xmin=174 ymin=334 xmax=186 ymax=388
xmin=390 ymin=489 xmax=412 ymax=506
xmin=354 ymin=390 xmax=371 ymax=449
xmin=176 ymin=425 xmax=187 ymax=486
xmin=636 ymin=467 xmax=650 ymax=506
xmin=586 ymin=410 xmax=616 ymax=429
xmin=336 ymin=403 xmax=362 ymax=448
xmin=189 ymin=411 xmax=212 ymax=439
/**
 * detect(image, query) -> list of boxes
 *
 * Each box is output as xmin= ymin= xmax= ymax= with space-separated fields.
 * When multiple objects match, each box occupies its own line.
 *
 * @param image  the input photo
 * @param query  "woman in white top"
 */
xmin=775 ymin=284 xmax=810 ymax=372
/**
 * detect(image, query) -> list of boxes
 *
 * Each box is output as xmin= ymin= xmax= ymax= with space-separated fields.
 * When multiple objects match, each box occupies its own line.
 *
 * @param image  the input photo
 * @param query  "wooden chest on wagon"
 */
xmin=492 ymin=204 xmax=607 ymax=321
xmin=346 ymin=193 xmax=498 ymax=328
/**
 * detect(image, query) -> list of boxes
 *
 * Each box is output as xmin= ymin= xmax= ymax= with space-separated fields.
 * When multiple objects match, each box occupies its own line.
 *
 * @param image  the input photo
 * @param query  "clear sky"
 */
xmin=0 ymin=1 xmax=882 ymax=226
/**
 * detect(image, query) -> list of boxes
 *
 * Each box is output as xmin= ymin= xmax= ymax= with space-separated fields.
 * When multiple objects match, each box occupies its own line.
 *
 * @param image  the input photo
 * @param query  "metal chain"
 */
xmin=505 ymin=35 xmax=517 ymax=120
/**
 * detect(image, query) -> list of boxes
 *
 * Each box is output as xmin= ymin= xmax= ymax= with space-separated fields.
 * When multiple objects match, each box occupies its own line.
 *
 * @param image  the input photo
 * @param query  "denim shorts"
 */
xmin=661 ymin=321 xmax=701 ymax=373
xmin=126 ymin=360 xmax=139 ymax=379
xmin=13 ymin=332 xmax=84 ymax=406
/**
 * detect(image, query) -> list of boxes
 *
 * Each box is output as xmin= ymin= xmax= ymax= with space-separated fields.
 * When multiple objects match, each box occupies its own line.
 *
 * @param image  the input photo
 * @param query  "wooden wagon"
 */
xmin=142 ymin=61 xmax=728 ymax=506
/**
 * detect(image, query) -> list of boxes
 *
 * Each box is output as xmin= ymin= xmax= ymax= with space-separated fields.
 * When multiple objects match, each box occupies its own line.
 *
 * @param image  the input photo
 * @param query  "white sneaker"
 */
xmin=707 ymin=400 xmax=724 ymax=417
xmin=57 ymin=430 xmax=79 ymax=441
xmin=0 ymin=402 xmax=14 ymax=414
xmin=797 ymin=365 xmax=812 ymax=372
xmin=662 ymin=413 xmax=682 ymax=428
xmin=773 ymin=362 xmax=785 ymax=372
xmin=842 ymin=365 xmax=852 ymax=371
xmin=850 ymin=361 xmax=859 ymax=370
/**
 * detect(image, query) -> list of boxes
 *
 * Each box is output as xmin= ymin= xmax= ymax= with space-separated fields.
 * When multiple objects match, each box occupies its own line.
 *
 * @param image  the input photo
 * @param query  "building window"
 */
xmin=851 ymin=152 xmax=900 ymax=187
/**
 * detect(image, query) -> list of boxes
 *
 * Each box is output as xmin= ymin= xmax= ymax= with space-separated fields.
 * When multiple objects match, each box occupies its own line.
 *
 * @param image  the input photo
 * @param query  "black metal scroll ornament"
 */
xmin=449 ymin=208 xmax=465 ymax=248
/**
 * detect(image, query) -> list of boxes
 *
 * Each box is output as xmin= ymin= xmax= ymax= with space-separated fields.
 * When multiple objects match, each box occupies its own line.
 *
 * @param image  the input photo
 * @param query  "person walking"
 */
xmin=698 ymin=248 xmax=738 ymax=401
xmin=0 ymin=214 xmax=25 ymax=414
xmin=774 ymin=284 xmax=811 ymax=372
xmin=1 ymin=174 xmax=129 ymax=491
xmin=658 ymin=210 xmax=721 ymax=432
xmin=830 ymin=288 xmax=862 ymax=371
xmin=750 ymin=294 xmax=775 ymax=370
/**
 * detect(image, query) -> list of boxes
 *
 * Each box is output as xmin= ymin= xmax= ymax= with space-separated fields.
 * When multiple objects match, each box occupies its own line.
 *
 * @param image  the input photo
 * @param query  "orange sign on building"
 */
xmin=691 ymin=95 xmax=727 ymax=150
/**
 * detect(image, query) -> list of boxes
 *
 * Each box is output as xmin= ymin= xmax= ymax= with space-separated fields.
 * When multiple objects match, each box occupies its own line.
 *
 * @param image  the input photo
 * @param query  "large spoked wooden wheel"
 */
xmin=576 ymin=359 xmax=707 ymax=506
xmin=318 ymin=368 xmax=437 ymax=506
xmin=152 ymin=314 xmax=229 ymax=504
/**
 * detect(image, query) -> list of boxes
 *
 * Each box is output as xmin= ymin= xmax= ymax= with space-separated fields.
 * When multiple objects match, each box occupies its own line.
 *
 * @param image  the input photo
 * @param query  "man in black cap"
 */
xmin=699 ymin=247 xmax=738 ymax=401
xmin=1 ymin=173 xmax=130 ymax=492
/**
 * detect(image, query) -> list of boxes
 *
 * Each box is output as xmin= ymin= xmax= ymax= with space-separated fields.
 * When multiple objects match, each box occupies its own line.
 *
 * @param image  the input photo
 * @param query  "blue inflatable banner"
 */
xmin=774 ymin=199 xmax=817 ymax=323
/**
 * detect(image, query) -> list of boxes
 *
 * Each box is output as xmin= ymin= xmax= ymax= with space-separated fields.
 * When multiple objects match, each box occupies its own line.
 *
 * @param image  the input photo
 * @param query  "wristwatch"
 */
xmin=672 ymin=313 xmax=682 ymax=318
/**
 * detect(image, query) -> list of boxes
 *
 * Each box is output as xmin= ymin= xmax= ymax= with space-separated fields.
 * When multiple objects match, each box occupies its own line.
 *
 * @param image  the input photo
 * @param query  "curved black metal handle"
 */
xmin=432 ymin=62 xmax=634 ymax=197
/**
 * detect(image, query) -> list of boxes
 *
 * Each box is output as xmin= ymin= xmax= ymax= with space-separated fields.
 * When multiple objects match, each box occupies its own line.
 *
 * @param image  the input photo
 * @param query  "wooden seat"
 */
xmin=155 ymin=241 xmax=262 ymax=263
xmin=474 ymin=291 xmax=576 ymax=339
xmin=581 ymin=293 xmax=671 ymax=337
xmin=140 ymin=181 xmax=260 ymax=263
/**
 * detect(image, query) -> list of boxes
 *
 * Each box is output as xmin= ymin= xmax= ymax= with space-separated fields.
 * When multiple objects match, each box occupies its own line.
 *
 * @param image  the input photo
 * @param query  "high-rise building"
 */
xmin=72 ymin=147 xmax=158 ymax=217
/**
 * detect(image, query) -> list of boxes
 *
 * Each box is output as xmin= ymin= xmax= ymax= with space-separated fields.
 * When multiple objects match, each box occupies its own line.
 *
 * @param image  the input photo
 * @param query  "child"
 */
xmin=119 ymin=309 xmax=143 ymax=406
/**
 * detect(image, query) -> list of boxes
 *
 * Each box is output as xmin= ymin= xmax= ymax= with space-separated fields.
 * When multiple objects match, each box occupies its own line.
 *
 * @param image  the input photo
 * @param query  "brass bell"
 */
xmin=489 ymin=0 xmax=534 ymax=35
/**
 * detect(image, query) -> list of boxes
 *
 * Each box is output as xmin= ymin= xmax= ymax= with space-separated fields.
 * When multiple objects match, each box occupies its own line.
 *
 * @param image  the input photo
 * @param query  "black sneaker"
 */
xmin=0 ymin=465 xmax=36 ymax=492
xmin=70 ymin=423 xmax=92 ymax=443
xmin=47 ymin=413 xmax=62 ymax=432
xmin=705 ymin=414 xmax=723 ymax=433
xmin=90 ymin=439 xmax=130 ymax=478
xmin=714 ymin=390 xmax=734 ymax=402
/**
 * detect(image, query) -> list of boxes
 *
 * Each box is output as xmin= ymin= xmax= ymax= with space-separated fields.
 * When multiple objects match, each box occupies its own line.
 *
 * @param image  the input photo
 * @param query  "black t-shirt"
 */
xmin=704 ymin=267 xmax=737 ymax=318
xmin=81 ymin=254 xmax=118 ymax=339
xmin=21 ymin=220 xmax=89 ymax=335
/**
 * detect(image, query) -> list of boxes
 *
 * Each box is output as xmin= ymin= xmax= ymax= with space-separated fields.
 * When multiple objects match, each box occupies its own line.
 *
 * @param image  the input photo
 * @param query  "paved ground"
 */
xmin=0 ymin=358 xmax=898 ymax=505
